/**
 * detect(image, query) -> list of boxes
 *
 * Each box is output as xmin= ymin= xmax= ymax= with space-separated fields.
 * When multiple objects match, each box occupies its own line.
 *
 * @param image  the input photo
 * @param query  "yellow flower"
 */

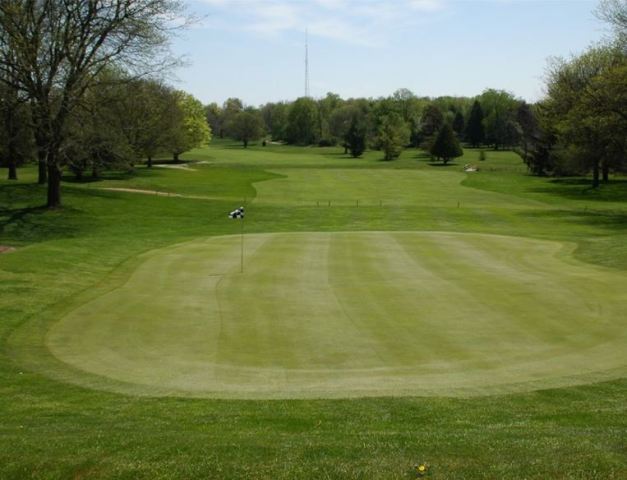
xmin=418 ymin=465 xmax=426 ymax=472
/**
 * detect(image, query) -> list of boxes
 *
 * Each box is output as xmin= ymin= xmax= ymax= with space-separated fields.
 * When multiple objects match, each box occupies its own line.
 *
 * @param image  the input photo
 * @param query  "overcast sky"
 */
xmin=171 ymin=0 xmax=608 ymax=106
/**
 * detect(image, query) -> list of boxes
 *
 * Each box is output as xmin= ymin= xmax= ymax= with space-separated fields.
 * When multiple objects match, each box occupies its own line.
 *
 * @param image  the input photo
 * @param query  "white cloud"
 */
xmin=408 ymin=0 xmax=446 ymax=11
xmin=195 ymin=0 xmax=448 ymax=45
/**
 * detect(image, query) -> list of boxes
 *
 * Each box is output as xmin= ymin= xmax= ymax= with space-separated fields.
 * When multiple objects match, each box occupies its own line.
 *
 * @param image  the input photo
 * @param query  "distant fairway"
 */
xmin=47 ymin=231 xmax=627 ymax=399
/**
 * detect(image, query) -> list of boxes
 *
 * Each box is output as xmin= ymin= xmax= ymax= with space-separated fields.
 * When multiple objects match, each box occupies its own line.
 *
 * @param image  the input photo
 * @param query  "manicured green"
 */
xmin=1 ymin=142 xmax=626 ymax=478
xmin=46 ymin=231 xmax=626 ymax=399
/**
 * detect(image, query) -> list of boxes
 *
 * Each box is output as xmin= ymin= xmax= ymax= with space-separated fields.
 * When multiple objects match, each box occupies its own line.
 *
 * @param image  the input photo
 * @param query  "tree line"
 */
xmin=207 ymin=88 xmax=530 ymax=162
xmin=0 ymin=0 xmax=624 ymax=210
xmin=206 ymin=1 xmax=625 ymax=186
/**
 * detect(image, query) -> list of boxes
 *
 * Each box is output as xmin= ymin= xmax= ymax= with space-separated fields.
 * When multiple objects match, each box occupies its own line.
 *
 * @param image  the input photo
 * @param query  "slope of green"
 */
xmin=1 ymin=143 xmax=626 ymax=478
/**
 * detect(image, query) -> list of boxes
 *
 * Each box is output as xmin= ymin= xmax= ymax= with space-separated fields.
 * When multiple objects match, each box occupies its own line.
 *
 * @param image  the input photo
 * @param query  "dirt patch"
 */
xmin=0 ymin=245 xmax=16 ymax=254
xmin=100 ymin=187 xmax=183 ymax=197
xmin=98 ymin=187 xmax=224 ymax=202
xmin=154 ymin=164 xmax=196 ymax=171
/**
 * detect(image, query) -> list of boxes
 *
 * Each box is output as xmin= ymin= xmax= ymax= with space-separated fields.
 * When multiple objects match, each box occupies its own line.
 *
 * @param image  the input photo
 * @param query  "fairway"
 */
xmin=47 ymin=231 xmax=627 ymax=399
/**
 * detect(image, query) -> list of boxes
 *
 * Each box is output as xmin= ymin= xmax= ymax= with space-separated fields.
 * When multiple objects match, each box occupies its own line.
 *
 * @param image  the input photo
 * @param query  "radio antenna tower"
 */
xmin=304 ymin=29 xmax=310 ymax=98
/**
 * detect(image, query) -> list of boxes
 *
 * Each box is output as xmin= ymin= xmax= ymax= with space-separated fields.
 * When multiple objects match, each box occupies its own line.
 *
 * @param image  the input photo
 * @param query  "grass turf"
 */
xmin=1 ymin=141 xmax=626 ymax=478
xmin=44 ymin=231 xmax=627 ymax=399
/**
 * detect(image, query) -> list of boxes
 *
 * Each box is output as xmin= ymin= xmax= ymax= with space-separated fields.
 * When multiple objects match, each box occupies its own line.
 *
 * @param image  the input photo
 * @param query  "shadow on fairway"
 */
xmin=531 ymin=178 xmax=627 ymax=203
xmin=0 ymin=184 xmax=86 ymax=243
xmin=518 ymin=208 xmax=627 ymax=231
xmin=62 ymin=170 xmax=136 ymax=184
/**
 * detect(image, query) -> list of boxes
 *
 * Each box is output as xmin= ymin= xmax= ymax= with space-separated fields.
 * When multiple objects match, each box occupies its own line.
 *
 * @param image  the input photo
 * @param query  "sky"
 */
xmin=170 ymin=0 xmax=609 ymax=106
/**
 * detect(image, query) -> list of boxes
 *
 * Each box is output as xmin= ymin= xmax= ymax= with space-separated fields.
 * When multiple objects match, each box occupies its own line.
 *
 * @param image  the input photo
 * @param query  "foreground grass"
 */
xmin=1 ymin=143 xmax=626 ymax=478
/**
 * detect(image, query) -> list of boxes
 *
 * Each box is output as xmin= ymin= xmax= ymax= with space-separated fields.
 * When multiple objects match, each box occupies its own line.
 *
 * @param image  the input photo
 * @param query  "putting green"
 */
xmin=47 ymin=232 xmax=627 ymax=398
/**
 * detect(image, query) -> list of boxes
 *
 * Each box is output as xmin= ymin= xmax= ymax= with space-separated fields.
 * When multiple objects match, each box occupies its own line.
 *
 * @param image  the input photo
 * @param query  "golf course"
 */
xmin=1 ymin=142 xmax=626 ymax=478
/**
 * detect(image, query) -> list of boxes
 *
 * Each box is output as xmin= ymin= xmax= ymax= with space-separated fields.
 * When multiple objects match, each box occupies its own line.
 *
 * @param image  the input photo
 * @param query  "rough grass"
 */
xmin=1 ymin=143 xmax=626 ymax=479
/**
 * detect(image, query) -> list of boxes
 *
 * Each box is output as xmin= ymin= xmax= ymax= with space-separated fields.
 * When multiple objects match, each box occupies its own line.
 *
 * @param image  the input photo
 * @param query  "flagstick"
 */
xmin=240 ymin=215 xmax=244 ymax=273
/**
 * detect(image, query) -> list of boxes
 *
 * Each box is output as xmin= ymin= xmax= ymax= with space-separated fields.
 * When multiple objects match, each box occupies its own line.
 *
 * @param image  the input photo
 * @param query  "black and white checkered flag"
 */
xmin=228 ymin=206 xmax=245 ymax=219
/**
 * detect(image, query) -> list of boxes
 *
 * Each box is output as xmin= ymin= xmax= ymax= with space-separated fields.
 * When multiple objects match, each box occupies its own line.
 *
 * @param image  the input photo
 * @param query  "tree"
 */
xmin=542 ymin=45 xmax=626 ymax=187
xmin=419 ymin=104 xmax=444 ymax=141
xmin=595 ymin=0 xmax=627 ymax=49
xmin=0 ymin=82 xmax=33 ymax=180
xmin=221 ymin=98 xmax=243 ymax=138
xmin=285 ymin=97 xmax=318 ymax=145
xmin=260 ymin=102 xmax=288 ymax=141
xmin=452 ymin=111 xmax=465 ymax=138
xmin=430 ymin=123 xmax=463 ymax=165
xmin=0 ymin=0 xmax=184 ymax=207
xmin=480 ymin=89 xmax=520 ymax=150
xmin=317 ymin=92 xmax=343 ymax=144
xmin=516 ymin=102 xmax=538 ymax=161
xmin=465 ymin=100 xmax=485 ymax=147
xmin=205 ymin=103 xmax=223 ymax=139
xmin=165 ymin=91 xmax=211 ymax=162
xmin=377 ymin=113 xmax=409 ymax=161
xmin=345 ymin=113 xmax=367 ymax=158
xmin=229 ymin=109 xmax=264 ymax=148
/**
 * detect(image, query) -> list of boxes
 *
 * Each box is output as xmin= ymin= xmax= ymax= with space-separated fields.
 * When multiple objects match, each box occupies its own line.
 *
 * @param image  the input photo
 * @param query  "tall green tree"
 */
xmin=260 ymin=102 xmax=289 ymax=141
xmin=229 ymin=109 xmax=264 ymax=148
xmin=221 ymin=98 xmax=243 ymax=138
xmin=116 ymin=78 xmax=179 ymax=168
xmin=465 ymin=100 xmax=485 ymax=147
xmin=452 ymin=111 xmax=465 ymax=138
xmin=542 ymin=45 xmax=627 ymax=187
xmin=0 ymin=0 xmax=185 ymax=207
xmin=345 ymin=113 xmax=367 ymax=158
xmin=285 ymin=97 xmax=318 ymax=145
xmin=430 ymin=123 xmax=463 ymax=165
xmin=205 ymin=103 xmax=223 ymax=139
xmin=479 ymin=89 xmax=520 ymax=150
xmin=166 ymin=91 xmax=211 ymax=162
xmin=377 ymin=113 xmax=409 ymax=161
xmin=516 ymin=102 xmax=538 ymax=162
xmin=420 ymin=104 xmax=444 ymax=138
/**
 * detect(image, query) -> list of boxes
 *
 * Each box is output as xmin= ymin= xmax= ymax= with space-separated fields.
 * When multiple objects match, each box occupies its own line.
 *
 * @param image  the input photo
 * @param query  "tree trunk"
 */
xmin=8 ymin=159 xmax=17 ymax=180
xmin=38 ymin=155 xmax=47 ymax=184
xmin=602 ymin=160 xmax=609 ymax=183
xmin=243 ymin=139 xmax=248 ymax=148
xmin=592 ymin=159 xmax=600 ymax=189
xmin=91 ymin=165 xmax=99 ymax=179
xmin=173 ymin=152 xmax=179 ymax=163
xmin=147 ymin=156 xmax=153 ymax=168
xmin=47 ymin=162 xmax=62 ymax=208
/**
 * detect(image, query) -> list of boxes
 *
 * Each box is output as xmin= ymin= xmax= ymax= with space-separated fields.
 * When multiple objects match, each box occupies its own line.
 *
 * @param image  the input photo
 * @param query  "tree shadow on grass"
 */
xmin=529 ymin=177 xmax=627 ymax=203
xmin=415 ymin=152 xmax=432 ymax=161
xmin=428 ymin=162 xmax=459 ymax=167
xmin=62 ymin=170 xmax=137 ymax=184
xmin=0 ymin=183 xmax=86 ymax=244
xmin=517 ymin=208 xmax=627 ymax=232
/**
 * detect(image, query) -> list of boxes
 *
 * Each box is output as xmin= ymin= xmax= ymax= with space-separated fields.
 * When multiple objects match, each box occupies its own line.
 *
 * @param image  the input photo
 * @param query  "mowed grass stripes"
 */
xmin=46 ymin=231 xmax=627 ymax=399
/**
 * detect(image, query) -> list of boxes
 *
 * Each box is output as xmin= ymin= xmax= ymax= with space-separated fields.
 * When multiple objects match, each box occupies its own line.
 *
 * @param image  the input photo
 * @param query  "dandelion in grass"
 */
xmin=414 ymin=463 xmax=429 ymax=477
